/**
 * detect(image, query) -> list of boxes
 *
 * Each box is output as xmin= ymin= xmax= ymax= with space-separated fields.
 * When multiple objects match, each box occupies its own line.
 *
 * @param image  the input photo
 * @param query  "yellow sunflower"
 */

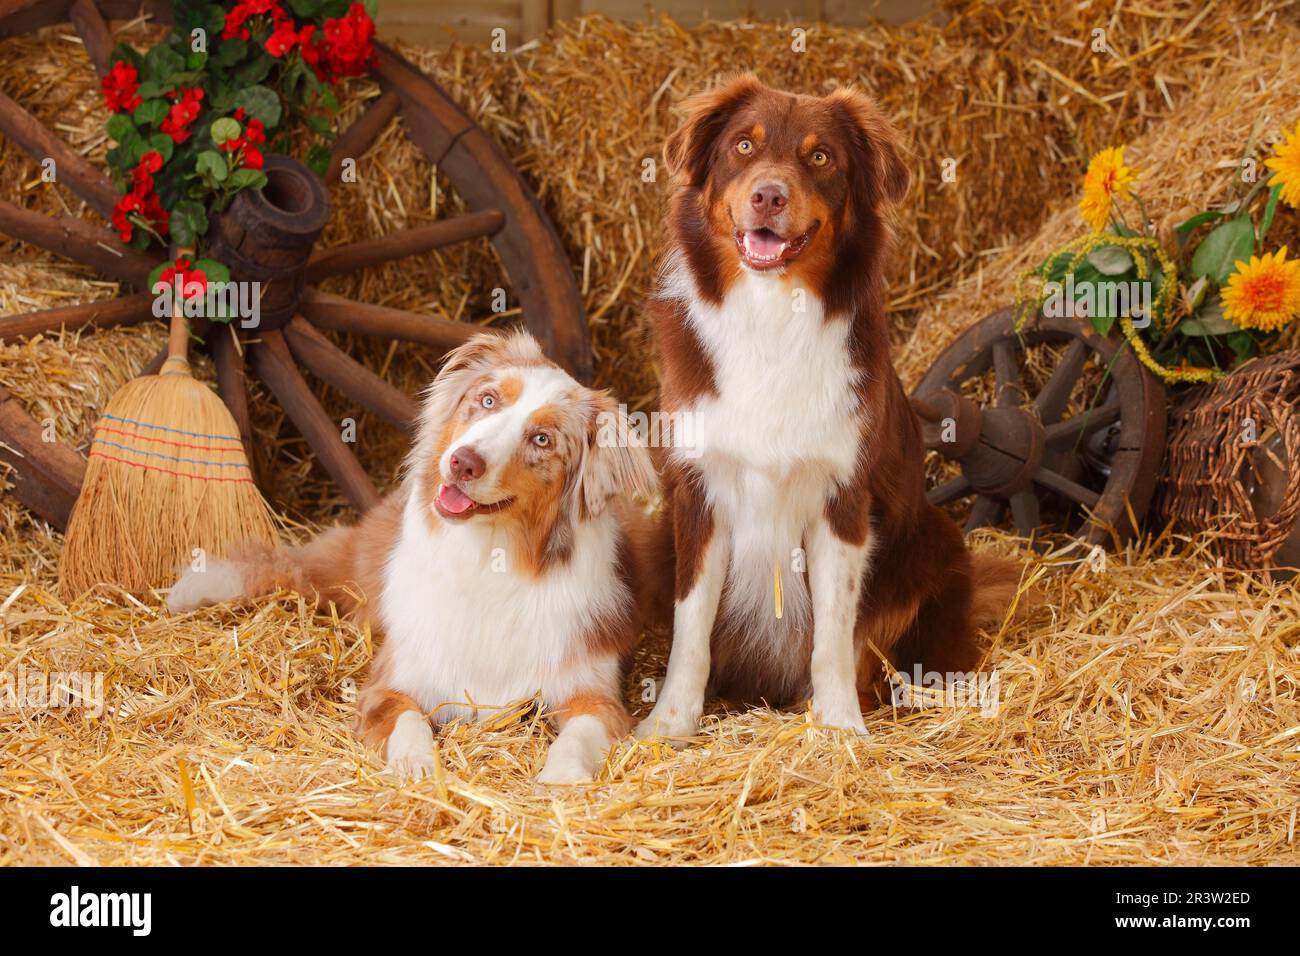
xmin=1221 ymin=247 xmax=1300 ymax=332
xmin=1265 ymin=120 xmax=1300 ymax=210
xmin=1079 ymin=146 xmax=1136 ymax=233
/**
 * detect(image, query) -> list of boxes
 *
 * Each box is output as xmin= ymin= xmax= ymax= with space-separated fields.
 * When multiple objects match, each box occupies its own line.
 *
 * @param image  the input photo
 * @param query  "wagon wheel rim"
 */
xmin=912 ymin=307 xmax=1166 ymax=548
xmin=0 ymin=1 xmax=589 ymax=524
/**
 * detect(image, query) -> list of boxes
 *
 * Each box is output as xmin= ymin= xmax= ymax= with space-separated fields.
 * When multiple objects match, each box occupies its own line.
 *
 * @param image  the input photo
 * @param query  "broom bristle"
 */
xmin=59 ymin=361 xmax=278 ymax=599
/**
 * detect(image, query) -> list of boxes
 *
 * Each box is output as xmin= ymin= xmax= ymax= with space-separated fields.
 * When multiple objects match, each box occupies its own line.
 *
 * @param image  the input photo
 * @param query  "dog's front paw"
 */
xmin=166 ymin=560 xmax=244 ymax=612
xmin=812 ymin=696 xmax=868 ymax=735
xmin=536 ymin=752 xmax=594 ymax=787
xmin=384 ymin=711 xmax=437 ymax=782
xmin=634 ymin=701 xmax=702 ymax=745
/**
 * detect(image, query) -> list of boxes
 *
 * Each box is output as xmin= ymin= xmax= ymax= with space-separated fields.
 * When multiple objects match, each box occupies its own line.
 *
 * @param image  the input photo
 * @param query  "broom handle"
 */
xmin=163 ymin=247 xmax=196 ymax=372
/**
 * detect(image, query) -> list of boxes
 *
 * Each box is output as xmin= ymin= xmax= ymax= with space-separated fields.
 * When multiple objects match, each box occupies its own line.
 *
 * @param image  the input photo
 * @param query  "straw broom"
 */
xmin=58 ymin=299 xmax=277 ymax=599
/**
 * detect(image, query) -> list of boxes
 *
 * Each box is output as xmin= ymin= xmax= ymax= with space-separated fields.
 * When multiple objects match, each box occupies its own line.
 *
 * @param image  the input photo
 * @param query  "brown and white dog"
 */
xmin=169 ymin=330 xmax=660 ymax=784
xmin=636 ymin=75 xmax=1017 ymax=740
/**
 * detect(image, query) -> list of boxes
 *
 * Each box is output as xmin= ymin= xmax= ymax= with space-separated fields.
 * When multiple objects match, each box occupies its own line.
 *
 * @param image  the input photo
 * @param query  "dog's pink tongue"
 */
xmin=437 ymin=484 xmax=476 ymax=514
xmin=745 ymin=230 xmax=786 ymax=258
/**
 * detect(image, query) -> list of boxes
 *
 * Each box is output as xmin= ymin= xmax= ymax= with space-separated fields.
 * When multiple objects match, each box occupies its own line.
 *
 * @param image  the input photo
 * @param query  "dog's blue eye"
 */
xmin=481 ymin=395 xmax=495 ymax=409
xmin=533 ymin=433 xmax=549 ymax=447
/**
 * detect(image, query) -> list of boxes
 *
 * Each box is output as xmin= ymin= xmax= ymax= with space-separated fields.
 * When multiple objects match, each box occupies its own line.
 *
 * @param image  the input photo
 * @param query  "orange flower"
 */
xmin=1222 ymin=247 xmax=1300 ymax=332
xmin=1079 ymin=146 xmax=1135 ymax=233
xmin=1265 ymin=120 xmax=1300 ymax=210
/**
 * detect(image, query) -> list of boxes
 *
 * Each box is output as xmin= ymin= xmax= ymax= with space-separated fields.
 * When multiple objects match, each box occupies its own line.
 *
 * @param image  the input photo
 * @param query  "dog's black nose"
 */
xmin=449 ymin=446 xmax=485 ymax=481
xmin=749 ymin=181 xmax=788 ymax=213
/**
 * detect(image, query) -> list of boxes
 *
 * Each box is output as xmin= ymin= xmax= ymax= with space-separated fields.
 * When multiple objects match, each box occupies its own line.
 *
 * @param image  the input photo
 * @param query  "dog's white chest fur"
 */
xmin=667 ymin=266 xmax=865 ymax=640
xmin=678 ymin=270 xmax=862 ymax=477
xmin=377 ymin=486 xmax=624 ymax=724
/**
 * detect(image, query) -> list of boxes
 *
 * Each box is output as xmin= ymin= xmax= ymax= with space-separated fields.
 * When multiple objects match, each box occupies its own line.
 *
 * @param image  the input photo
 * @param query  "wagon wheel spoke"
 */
xmin=325 ymin=90 xmax=400 ymax=182
xmin=297 ymin=287 xmax=476 ymax=352
xmin=1009 ymin=489 xmax=1041 ymax=538
xmin=992 ymin=340 xmax=1024 ymax=408
xmin=0 ymin=89 xmax=118 ymax=218
xmin=283 ymin=315 xmax=419 ymax=431
xmin=208 ymin=324 xmax=254 ymax=463
xmin=1034 ymin=339 xmax=1089 ymax=425
xmin=0 ymin=199 xmax=153 ymax=286
xmin=248 ymin=330 xmax=380 ymax=512
xmin=1044 ymin=399 xmax=1122 ymax=446
xmin=965 ymin=494 xmax=1002 ymax=532
xmin=68 ymin=0 xmax=113 ymax=77
xmin=928 ymin=474 xmax=971 ymax=506
xmin=305 ymin=209 xmax=504 ymax=282
xmin=1033 ymin=466 xmax=1101 ymax=509
xmin=0 ymin=291 xmax=154 ymax=343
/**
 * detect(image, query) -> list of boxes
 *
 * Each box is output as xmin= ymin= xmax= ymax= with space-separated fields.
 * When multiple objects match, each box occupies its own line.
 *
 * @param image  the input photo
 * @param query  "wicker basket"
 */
xmin=1157 ymin=351 xmax=1300 ymax=574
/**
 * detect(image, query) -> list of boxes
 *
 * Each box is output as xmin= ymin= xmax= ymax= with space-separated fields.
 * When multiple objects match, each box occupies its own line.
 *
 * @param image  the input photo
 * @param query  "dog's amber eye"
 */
xmin=811 ymin=150 xmax=829 ymax=167
xmin=736 ymin=139 xmax=753 ymax=156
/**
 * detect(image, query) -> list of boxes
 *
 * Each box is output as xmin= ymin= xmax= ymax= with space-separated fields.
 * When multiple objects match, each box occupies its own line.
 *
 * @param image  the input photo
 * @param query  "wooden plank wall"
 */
xmin=376 ymin=0 xmax=936 ymax=49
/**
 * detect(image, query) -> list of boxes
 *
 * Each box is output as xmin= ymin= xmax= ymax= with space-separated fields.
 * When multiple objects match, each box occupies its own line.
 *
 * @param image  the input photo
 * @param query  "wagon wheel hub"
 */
xmin=909 ymin=308 xmax=1166 ymax=547
xmin=914 ymin=389 xmax=1045 ymax=498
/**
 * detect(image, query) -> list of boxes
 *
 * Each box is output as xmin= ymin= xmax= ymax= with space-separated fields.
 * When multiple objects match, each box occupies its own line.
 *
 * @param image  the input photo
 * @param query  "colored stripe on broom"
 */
xmin=101 ymin=412 xmax=244 ymax=444
xmin=95 ymin=424 xmax=251 ymax=454
xmin=88 ymin=452 xmax=258 ymax=485
xmin=91 ymin=438 xmax=252 ymax=469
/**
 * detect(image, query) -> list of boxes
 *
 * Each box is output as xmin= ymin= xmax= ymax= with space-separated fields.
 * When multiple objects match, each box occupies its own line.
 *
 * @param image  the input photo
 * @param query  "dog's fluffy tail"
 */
xmin=968 ymin=552 xmax=1028 ymax=631
xmin=167 ymin=493 xmax=402 ymax=616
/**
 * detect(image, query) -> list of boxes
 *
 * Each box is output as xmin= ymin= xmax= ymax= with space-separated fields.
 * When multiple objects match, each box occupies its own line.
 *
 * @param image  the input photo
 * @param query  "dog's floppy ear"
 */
xmin=575 ymin=391 xmax=658 ymax=519
xmin=827 ymin=87 xmax=910 ymax=207
xmin=664 ymin=73 xmax=765 ymax=187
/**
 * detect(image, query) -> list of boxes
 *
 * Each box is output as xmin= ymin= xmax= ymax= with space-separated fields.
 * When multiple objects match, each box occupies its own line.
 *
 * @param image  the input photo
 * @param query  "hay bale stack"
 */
xmin=896 ymin=19 xmax=1300 ymax=388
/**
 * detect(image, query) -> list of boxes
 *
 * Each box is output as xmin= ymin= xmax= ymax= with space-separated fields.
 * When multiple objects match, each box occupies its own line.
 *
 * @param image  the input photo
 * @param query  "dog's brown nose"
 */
xmin=750 ymin=182 xmax=788 ymax=213
xmin=448 ymin=446 xmax=485 ymax=482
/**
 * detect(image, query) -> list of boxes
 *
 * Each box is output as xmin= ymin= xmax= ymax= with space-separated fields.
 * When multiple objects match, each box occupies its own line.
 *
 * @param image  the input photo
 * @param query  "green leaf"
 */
xmin=1259 ymin=183 xmax=1283 ymax=245
xmin=1089 ymin=312 xmax=1117 ymax=337
xmin=170 ymin=199 xmax=209 ymax=248
xmin=191 ymin=258 xmax=230 ymax=284
xmin=209 ymin=117 xmax=241 ymax=145
xmin=1175 ymin=210 xmax=1224 ymax=237
xmin=288 ymin=0 xmax=323 ymax=15
xmin=105 ymin=113 xmax=136 ymax=143
xmin=307 ymin=144 xmax=332 ymax=177
xmin=234 ymin=84 xmax=282 ymax=128
xmin=215 ymin=38 xmax=249 ymax=67
xmin=147 ymin=259 xmax=171 ymax=292
xmin=136 ymin=80 xmax=165 ymax=100
xmin=1227 ymin=331 xmax=1258 ymax=364
xmin=185 ymin=49 xmax=209 ymax=71
xmin=147 ymin=133 xmax=175 ymax=164
xmin=132 ymin=98 xmax=169 ymax=127
xmin=1190 ymin=215 xmax=1255 ymax=284
xmin=229 ymin=168 xmax=268 ymax=190
xmin=144 ymin=45 xmax=185 ymax=84
xmin=235 ymin=52 xmax=275 ymax=86
xmin=1086 ymin=245 xmax=1134 ymax=276
xmin=1178 ymin=297 xmax=1237 ymax=336
xmin=196 ymin=149 xmax=228 ymax=182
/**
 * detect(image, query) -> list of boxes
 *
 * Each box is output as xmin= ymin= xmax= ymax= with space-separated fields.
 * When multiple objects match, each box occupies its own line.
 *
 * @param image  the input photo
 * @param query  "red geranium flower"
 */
xmin=319 ymin=4 xmax=376 ymax=81
xmin=158 ymin=256 xmax=208 ymax=300
xmin=242 ymin=145 xmax=264 ymax=170
xmin=161 ymin=87 xmax=204 ymax=144
xmin=224 ymin=0 xmax=286 ymax=41
xmin=102 ymin=60 xmax=142 ymax=114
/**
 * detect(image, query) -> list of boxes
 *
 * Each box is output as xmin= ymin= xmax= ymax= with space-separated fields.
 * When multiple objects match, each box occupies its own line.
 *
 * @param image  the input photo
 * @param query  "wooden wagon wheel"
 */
xmin=911 ymin=306 xmax=1166 ymax=547
xmin=0 ymin=0 xmax=588 ymax=527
